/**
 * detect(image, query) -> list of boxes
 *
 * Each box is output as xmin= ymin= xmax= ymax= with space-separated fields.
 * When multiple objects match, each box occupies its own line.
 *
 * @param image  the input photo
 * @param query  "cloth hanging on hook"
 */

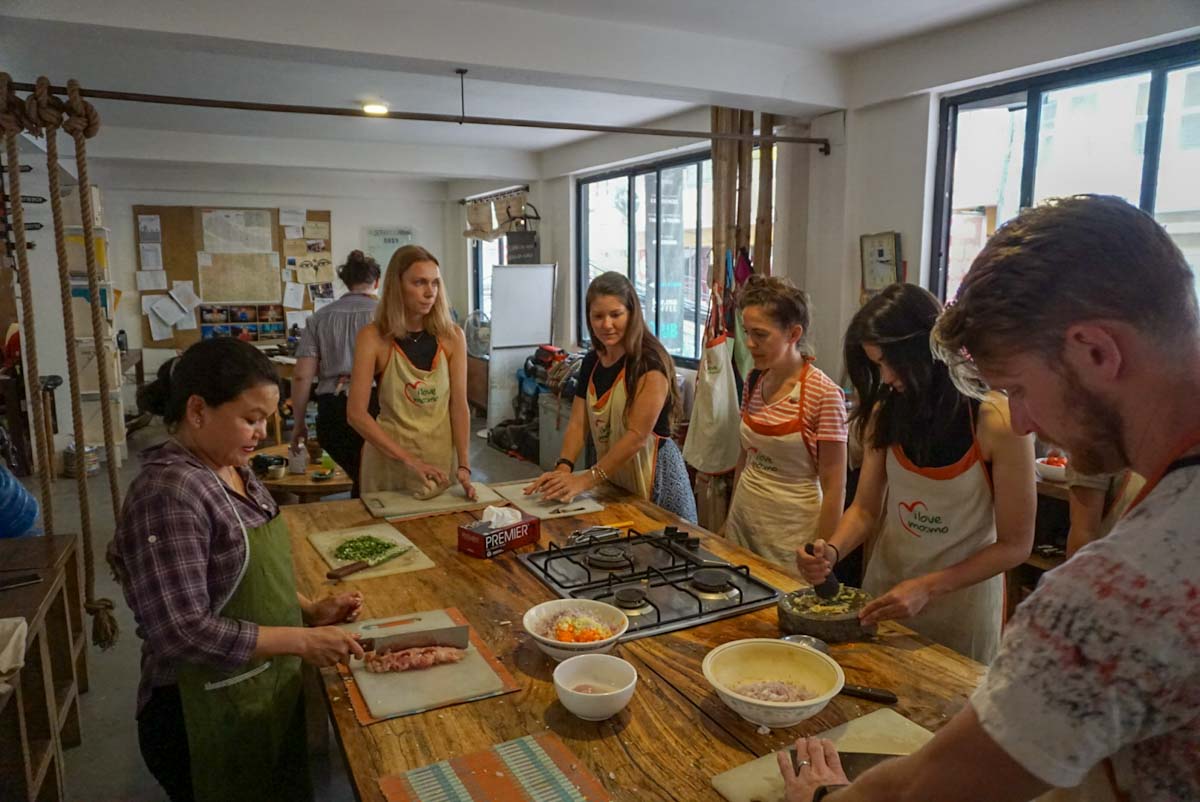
xmin=462 ymin=200 xmax=498 ymax=241
xmin=493 ymin=191 xmax=528 ymax=236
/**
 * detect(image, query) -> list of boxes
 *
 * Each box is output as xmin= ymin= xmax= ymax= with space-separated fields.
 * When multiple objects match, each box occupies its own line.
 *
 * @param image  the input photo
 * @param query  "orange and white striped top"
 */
xmin=742 ymin=365 xmax=848 ymax=459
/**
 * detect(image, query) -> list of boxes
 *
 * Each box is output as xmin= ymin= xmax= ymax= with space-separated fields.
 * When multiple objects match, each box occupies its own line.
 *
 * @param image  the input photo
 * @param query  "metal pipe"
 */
xmin=458 ymin=184 xmax=530 ymax=206
xmin=9 ymin=80 xmax=831 ymax=153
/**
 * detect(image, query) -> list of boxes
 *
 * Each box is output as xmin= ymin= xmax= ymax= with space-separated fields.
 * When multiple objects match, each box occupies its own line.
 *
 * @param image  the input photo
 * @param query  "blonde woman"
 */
xmin=348 ymin=245 xmax=475 ymax=499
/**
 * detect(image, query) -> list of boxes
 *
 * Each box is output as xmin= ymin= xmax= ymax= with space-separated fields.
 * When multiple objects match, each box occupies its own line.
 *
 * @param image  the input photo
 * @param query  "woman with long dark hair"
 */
xmin=290 ymin=249 xmax=380 ymax=496
xmin=111 ymin=338 xmax=364 ymax=802
xmin=349 ymin=245 xmax=475 ymax=499
xmin=798 ymin=283 xmax=1035 ymax=663
xmin=525 ymin=271 xmax=697 ymax=522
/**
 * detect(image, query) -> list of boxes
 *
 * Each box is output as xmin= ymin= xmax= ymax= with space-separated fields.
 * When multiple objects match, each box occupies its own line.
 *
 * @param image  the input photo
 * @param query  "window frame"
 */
xmin=471 ymin=237 xmax=506 ymax=316
xmin=931 ymin=39 xmax=1200 ymax=300
xmin=576 ymin=149 xmax=714 ymax=369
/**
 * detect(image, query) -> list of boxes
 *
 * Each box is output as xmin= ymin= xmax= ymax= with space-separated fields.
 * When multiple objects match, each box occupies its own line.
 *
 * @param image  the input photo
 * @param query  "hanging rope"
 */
xmin=26 ymin=77 xmax=118 ymax=648
xmin=0 ymin=72 xmax=55 ymax=535
xmin=60 ymin=79 xmax=119 ymax=648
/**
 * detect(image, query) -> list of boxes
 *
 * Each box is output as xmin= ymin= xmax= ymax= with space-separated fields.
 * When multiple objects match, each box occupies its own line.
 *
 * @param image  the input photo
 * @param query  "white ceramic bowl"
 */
xmin=1035 ymin=458 xmax=1068 ymax=482
xmin=702 ymin=638 xmax=844 ymax=729
xmin=553 ymin=653 xmax=638 ymax=721
xmin=523 ymin=599 xmax=629 ymax=662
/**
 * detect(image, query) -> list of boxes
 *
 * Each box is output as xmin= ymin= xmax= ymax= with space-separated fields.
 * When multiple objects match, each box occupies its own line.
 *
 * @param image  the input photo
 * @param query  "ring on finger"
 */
xmin=797 ymin=760 xmax=809 ymax=769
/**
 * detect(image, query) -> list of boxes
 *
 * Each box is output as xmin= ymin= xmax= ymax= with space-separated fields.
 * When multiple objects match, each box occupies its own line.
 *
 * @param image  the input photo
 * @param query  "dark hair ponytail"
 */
xmin=139 ymin=338 xmax=279 ymax=428
xmin=337 ymin=249 xmax=381 ymax=289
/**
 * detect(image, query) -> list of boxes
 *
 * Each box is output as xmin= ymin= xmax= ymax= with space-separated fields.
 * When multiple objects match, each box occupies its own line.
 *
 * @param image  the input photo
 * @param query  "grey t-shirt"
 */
xmin=296 ymin=292 xmax=377 ymax=395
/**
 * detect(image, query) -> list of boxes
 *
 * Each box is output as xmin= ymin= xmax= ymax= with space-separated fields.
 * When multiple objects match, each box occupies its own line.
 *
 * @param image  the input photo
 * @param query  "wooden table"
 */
xmin=255 ymin=443 xmax=352 ymax=503
xmin=285 ymin=485 xmax=985 ymax=802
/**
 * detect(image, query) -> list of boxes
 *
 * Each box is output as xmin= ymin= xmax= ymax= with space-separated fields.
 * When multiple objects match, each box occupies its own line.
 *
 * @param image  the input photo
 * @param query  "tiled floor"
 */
xmin=23 ymin=417 xmax=541 ymax=802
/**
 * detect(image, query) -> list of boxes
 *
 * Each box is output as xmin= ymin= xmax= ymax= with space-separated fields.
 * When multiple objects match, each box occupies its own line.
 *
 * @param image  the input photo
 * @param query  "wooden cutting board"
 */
xmin=489 ymin=479 xmax=606 ymax=519
xmin=337 ymin=608 xmax=519 ymax=724
xmin=710 ymin=709 xmax=934 ymax=802
xmin=361 ymin=482 xmax=503 ymax=520
xmin=307 ymin=523 xmax=435 ymax=581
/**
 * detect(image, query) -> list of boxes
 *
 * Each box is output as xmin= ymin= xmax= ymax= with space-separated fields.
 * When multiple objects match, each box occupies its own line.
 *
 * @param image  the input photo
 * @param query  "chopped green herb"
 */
xmin=334 ymin=535 xmax=397 ymax=562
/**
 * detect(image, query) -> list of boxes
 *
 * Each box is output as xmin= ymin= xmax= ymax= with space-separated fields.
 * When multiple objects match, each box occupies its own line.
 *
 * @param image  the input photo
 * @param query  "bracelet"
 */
xmin=457 ymin=466 xmax=472 ymax=475
xmin=555 ymin=458 xmax=575 ymax=471
xmin=828 ymin=543 xmax=841 ymax=565
xmin=590 ymin=464 xmax=609 ymax=484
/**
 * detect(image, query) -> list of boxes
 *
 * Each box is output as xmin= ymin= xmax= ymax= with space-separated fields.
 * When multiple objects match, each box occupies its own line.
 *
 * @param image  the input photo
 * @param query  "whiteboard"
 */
xmin=489 ymin=264 xmax=556 ymax=348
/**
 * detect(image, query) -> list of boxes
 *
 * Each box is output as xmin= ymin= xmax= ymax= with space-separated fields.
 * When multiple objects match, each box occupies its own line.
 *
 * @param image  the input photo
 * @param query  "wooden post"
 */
xmin=710 ymin=106 xmax=727 ymax=292
xmin=753 ymin=113 xmax=776 ymax=276
xmin=735 ymin=110 xmax=754 ymax=254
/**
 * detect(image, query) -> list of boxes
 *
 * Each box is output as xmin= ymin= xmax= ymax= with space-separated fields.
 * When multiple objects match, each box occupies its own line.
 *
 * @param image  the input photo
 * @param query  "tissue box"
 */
xmin=457 ymin=514 xmax=541 ymax=558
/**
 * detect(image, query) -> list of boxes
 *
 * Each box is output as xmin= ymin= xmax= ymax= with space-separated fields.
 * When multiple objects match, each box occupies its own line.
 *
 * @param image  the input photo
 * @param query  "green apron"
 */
xmin=176 ymin=475 xmax=311 ymax=802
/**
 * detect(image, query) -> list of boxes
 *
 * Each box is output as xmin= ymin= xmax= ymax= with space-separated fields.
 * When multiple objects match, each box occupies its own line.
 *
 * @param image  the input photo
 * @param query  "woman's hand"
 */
xmin=778 ymin=737 xmax=850 ymax=802
xmin=797 ymin=538 xmax=836 ymax=586
xmin=304 ymin=592 xmax=363 ymax=627
xmin=299 ymin=626 xmax=365 ymax=667
xmin=531 ymin=470 xmax=594 ymax=503
xmin=859 ymin=577 xmax=933 ymax=626
xmin=458 ymin=466 xmax=477 ymax=501
xmin=523 ymin=463 xmax=572 ymax=495
xmin=290 ymin=419 xmax=308 ymax=448
xmin=408 ymin=458 xmax=448 ymax=487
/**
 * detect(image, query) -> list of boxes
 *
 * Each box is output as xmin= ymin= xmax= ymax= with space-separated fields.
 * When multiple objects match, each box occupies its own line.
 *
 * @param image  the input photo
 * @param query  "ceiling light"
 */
xmin=362 ymin=102 xmax=389 ymax=115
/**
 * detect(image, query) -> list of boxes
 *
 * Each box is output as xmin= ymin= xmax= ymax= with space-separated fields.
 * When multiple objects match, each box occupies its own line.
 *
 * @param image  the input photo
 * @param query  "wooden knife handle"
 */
xmin=840 ymin=683 xmax=898 ymax=704
xmin=327 ymin=560 xmax=368 ymax=580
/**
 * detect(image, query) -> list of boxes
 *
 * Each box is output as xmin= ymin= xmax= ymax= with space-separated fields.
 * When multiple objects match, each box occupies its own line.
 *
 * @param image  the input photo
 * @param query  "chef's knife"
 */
xmin=357 ymin=624 xmax=470 ymax=655
xmin=784 ymin=748 xmax=898 ymax=781
xmin=326 ymin=543 xmax=412 ymax=580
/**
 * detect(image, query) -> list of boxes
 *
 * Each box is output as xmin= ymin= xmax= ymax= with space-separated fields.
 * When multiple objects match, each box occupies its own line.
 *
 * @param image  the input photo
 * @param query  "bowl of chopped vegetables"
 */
xmin=703 ymin=638 xmax=844 ymax=729
xmin=523 ymin=599 xmax=629 ymax=662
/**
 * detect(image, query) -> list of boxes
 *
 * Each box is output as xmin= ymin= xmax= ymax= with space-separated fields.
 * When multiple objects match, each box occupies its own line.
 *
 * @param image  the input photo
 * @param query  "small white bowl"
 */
xmin=703 ymin=638 xmax=844 ymax=729
xmin=1035 ymin=458 xmax=1068 ymax=482
xmin=553 ymin=653 xmax=637 ymax=721
xmin=523 ymin=599 xmax=629 ymax=662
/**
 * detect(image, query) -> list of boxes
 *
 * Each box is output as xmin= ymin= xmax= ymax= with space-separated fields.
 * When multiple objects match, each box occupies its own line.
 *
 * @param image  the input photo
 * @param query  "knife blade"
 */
xmin=326 ymin=543 xmax=412 ymax=580
xmin=784 ymin=748 xmax=897 ymax=781
xmin=839 ymin=683 xmax=899 ymax=704
xmin=358 ymin=624 xmax=470 ymax=655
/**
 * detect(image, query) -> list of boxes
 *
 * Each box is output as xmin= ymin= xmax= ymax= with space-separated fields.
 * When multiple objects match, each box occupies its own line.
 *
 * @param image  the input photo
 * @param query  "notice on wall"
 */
xmin=148 ymin=309 xmax=174 ymax=341
xmin=282 ymin=281 xmax=306 ymax=309
xmin=303 ymin=220 xmax=330 ymax=240
xmin=152 ymin=294 xmax=188 ymax=327
xmin=170 ymin=280 xmax=202 ymax=312
xmin=198 ymin=253 xmax=281 ymax=303
xmin=364 ymin=226 xmax=413 ymax=267
xmin=286 ymin=310 xmax=312 ymax=331
xmin=279 ymin=207 xmax=307 ymax=228
xmin=139 ymin=243 xmax=163 ymax=270
xmin=202 ymin=209 xmax=273 ymax=254
xmin=136 ymin=270 xmax=168 ymax=291
xmin=283 ymin=239 xmax=309 ymax=260
xmin=176 ymin=310 xmax=198 ymax=330
xmin=284 ymin=225 xmax=303 ymax=240
xmin=137 ymin=214 xmax=161 ymax=243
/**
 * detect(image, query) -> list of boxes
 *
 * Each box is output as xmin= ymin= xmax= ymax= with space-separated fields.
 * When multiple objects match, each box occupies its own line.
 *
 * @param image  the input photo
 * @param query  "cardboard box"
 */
xmin=457 ymin=514 xmax=541 ymax=558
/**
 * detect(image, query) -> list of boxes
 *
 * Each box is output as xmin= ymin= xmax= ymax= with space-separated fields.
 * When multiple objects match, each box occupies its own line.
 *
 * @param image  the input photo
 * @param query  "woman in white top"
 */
xmin=799 ymin=283 xmax=1035 ymax=663
xmin=724 ymin=275 xmax=848 ymax=567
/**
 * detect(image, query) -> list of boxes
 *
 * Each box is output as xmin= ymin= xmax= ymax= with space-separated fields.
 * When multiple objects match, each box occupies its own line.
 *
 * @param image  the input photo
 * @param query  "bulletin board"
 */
xmin=134 ymin=205 xmax=333 ymax=350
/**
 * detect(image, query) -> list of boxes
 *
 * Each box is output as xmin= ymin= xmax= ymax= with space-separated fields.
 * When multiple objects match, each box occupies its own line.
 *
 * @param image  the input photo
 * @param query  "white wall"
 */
xmin=87 ymin=161 xmax=450 ymax=374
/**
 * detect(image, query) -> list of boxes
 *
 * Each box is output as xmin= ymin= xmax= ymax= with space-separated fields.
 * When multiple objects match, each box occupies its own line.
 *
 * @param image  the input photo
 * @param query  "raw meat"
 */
xmin=733 ymin=680 xmax=812 ymax=702
xmin=364 ymin=645 xmax=467 ymax=673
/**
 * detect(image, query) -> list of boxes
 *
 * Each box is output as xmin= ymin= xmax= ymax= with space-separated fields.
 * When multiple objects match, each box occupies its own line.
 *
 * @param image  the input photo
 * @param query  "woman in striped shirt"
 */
xmin=724 ymin=275 xmax=848 ymax=568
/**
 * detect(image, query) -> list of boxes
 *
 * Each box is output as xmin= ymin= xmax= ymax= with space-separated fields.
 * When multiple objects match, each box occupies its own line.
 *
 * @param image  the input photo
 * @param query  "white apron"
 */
xmin=359 ymin=338 xmax=454 ymax=494
xmin=682 ymin=321 xmax=740 ymax=475
xmin=724 ymin=363 xmax=823 ymax=567
xmin=587 ymin=363 xmax=660 ymax=501
xmin=864 ymin=419 xmax=1003 ymax=664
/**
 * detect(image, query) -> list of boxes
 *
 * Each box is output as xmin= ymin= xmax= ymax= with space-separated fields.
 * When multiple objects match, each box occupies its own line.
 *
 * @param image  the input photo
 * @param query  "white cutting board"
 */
xmin=341 ymin=610 xmax=507 ymax=720
xmin=361 ymin=482 xmax=502 ymax=520
xmin=489 ymin=479 xmax=606 ymax=519
xmin=307 ymin=523 xmax=435 ymax=581
xmin=711 ymin=709 xmax=934 ymax=802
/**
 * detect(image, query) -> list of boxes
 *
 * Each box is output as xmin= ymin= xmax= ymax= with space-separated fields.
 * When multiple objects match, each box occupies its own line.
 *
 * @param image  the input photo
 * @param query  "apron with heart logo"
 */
xmin=863 ymin=420 xmax=1003 ymax=664
xmin=360 ymin=337 xmax=455 ymax=494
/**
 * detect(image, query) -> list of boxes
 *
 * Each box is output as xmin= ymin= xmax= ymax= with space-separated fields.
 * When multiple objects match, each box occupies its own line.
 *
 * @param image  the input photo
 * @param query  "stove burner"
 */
xmin=586 ymin=543 xmax=633 ymax=570
xmin=614 ymin=586 xmax=647 ymax=609
xmin=693 ymin=568 xmax=733 ymax=593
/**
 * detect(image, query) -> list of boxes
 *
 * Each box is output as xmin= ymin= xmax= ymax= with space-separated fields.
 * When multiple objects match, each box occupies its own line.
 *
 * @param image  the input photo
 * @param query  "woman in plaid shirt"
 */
xmin=111 ymin=338 xmax=365 ymax=802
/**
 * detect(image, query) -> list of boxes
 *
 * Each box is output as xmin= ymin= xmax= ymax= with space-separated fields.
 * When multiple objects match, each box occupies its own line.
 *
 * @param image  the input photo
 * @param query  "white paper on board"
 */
xmin=170 ymin=281 xmax=202 ymax=311
xmin=148 ymin=311 xmax=174 ymax=341
xmin=139 ymin=243 xmax=163 ymax=270
xmin=279 ymin=207 xmax=307 ymax=228
xmin=282 ymin=282 xmax=306 ymax=309
xmin=152 ymin=294 xmax=188 ymax=327
xmin=285 ymin=310 xmax=313 ymax=330
xmin=136 ymin=270 xmax=168 ymax=291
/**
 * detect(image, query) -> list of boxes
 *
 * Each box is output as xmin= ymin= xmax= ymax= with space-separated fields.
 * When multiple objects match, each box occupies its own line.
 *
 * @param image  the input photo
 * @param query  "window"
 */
xmin=578 ymin=150 xmax=771 ymax=364
xmin=933 ymin=41 xmax=1200 ymax=300
xmin=471 ymin=237 xmax=505 ymax=318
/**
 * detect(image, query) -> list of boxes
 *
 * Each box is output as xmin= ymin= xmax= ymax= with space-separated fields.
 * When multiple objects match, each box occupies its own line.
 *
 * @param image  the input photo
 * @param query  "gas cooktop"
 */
xmin=518 ymin=526 xmax=782 ymax=641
